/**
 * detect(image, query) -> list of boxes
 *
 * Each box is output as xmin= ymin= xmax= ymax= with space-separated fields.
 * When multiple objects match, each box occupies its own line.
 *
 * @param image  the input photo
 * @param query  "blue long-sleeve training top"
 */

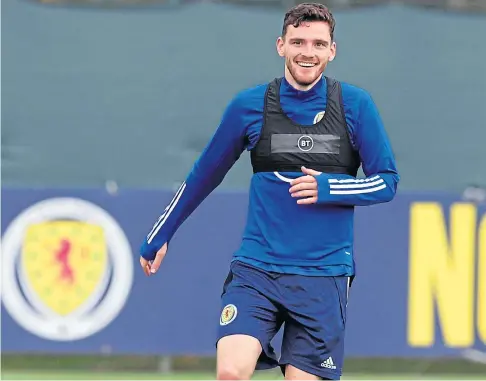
xmin=141 ymin=76 xmax=400 ymax=277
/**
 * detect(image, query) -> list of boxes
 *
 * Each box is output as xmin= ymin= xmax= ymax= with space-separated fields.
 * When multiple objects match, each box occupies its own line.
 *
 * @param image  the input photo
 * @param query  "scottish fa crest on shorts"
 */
xmin=220 ymin=304 xmax=237 ymax=326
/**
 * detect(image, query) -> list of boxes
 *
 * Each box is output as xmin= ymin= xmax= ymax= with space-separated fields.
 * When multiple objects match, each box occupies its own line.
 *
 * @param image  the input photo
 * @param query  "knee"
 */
xmin=217 ymin=365 xmax=252 ymax=380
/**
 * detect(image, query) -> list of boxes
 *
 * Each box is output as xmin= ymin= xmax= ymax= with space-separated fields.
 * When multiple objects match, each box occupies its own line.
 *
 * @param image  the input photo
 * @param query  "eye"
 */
xmin=292 ymin=41 xmax=302 ymax=45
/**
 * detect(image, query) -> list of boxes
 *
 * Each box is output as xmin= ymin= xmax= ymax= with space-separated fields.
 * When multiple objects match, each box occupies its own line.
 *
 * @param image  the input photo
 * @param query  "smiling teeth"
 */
xmin=297 ymin=62 xmax=316 ymax=67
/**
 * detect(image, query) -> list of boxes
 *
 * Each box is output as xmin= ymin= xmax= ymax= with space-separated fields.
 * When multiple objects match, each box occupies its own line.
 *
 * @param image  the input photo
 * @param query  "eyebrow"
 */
xmin=288 ymin=38 xmax=329 ymax=46
xmin=315 ymin=39 xmax=329 ymax=46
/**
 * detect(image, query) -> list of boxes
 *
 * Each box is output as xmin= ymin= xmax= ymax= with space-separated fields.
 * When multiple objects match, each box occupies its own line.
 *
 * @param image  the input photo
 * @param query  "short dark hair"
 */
xmin=282 ymin=3 xmax=335 ymax=40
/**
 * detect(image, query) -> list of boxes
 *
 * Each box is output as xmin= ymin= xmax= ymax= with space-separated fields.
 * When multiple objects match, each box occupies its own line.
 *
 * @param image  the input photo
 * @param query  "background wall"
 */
xmin=3 ymin=0 xmax=486 ymax=190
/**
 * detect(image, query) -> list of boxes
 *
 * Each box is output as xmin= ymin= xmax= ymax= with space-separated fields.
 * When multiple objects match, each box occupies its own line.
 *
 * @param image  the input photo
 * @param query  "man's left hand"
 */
xmin=289 ymin=166 xmax=322 ymax=205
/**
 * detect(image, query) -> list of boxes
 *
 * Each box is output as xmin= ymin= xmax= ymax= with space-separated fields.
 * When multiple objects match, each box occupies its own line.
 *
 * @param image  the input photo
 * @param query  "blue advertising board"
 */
xmin=1 ymin=188 xmax=485 ymax=358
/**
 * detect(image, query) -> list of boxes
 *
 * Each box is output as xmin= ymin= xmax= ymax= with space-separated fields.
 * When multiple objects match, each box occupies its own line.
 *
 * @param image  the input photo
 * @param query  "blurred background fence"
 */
xmin=2 ymin=0 xmax=486 ymax=379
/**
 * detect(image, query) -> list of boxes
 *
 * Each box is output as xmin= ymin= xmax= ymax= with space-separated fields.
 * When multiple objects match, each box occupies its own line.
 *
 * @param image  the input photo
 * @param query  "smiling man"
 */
xmin=139 ymin=3 xmax=400 ymax=380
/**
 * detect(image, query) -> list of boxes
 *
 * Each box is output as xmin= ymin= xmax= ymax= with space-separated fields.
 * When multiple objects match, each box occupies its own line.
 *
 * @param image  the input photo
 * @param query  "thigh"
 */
xmin=216 ymin=261 xmax=284 ymax=371
xmin=280 ymin=276 xmax=350 ymax=380
xmin=216 ymin=334 xmax=262 ymax=380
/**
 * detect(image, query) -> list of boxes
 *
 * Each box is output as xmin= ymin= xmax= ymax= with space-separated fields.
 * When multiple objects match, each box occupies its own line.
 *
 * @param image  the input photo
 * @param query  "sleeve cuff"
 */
xmin=316 ymin=174 xmax=331 ymax=204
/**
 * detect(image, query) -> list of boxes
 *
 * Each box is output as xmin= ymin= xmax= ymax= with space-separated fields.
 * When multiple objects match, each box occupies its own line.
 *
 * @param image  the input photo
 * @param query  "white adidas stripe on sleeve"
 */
xmin=328 ymin=175 xmax=386 ymax=195
xmin=328 ymin=175 xmax=380 ymax=184
xmin=329 ymin=178 xmax=384 ymax=189
xmin=147 ymin=182 xmax=187 ymax=244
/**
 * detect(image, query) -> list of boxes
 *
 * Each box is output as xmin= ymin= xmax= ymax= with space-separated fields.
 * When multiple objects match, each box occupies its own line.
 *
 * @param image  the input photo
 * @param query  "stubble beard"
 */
xmin=286 ymin=57 xmax=326 ymax=88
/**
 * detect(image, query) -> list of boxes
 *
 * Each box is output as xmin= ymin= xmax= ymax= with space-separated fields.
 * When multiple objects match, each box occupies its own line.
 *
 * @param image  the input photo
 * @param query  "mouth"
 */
xmin=296 ymin=62 xmax=317 ymax=68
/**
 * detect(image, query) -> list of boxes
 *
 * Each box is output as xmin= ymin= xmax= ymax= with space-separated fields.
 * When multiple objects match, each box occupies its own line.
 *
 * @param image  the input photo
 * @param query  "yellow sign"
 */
xmin=407 ymin=202 xmax=486 ymax=347
xmin=22 ymin=221 xmax=107 ymax=316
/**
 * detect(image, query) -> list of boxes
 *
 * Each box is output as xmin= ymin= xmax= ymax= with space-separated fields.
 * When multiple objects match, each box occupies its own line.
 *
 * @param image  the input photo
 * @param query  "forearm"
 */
xmin=317 ymin=171 xmax=399 ymax=206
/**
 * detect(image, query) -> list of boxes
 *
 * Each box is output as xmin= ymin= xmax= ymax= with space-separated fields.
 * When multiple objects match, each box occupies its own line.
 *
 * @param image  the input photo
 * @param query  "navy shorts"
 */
xmin=216 ymin=260 xmax=350 ymax=380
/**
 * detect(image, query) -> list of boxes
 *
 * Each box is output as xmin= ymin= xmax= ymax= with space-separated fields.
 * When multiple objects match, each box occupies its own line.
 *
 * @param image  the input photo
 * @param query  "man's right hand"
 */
xmin=139 ymin=242 xmax=168 ymax=276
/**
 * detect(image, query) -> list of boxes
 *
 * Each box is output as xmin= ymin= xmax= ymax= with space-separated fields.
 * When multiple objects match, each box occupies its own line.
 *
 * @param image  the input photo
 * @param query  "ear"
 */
xmin=276 ymin=36 xmax=285 ymax=58
xmin=329 ymin=41 xmax=337 ymax=62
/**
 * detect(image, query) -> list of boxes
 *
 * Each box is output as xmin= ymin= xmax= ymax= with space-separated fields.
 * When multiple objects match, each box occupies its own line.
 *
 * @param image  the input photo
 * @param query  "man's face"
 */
xmin=277 ymin=21 xmax=336 ymax=89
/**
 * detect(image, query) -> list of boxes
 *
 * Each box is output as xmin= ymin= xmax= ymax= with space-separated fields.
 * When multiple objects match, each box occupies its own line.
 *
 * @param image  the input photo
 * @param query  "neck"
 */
xmin=284 ymin=66 xmax=323 ymax=91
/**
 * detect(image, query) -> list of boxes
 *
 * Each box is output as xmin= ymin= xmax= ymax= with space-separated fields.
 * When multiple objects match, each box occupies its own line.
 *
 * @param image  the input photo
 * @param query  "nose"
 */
xmin=302 ymin=43 xmax=314 ymax=57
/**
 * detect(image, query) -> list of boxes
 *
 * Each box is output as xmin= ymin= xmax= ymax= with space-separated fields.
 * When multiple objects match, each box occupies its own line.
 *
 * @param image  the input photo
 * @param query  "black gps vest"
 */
xmin=250 ymin=77 xmax=360 ymax=176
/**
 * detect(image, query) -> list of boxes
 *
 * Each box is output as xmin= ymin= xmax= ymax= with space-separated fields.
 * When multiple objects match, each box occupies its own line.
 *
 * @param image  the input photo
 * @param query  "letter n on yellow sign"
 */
xmin=407 ymin=202 xmax=476 ymax=347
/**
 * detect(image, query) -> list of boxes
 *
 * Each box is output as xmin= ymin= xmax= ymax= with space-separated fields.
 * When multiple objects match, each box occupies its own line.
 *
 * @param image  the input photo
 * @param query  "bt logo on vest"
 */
xmin=298 ymin=135 xmax=314 ymax=152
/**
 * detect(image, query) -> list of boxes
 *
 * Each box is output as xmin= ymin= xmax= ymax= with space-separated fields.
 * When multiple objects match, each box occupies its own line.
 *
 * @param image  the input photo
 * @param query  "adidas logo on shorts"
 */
xmin=320 ymin=356 xmax=337 ymax=369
